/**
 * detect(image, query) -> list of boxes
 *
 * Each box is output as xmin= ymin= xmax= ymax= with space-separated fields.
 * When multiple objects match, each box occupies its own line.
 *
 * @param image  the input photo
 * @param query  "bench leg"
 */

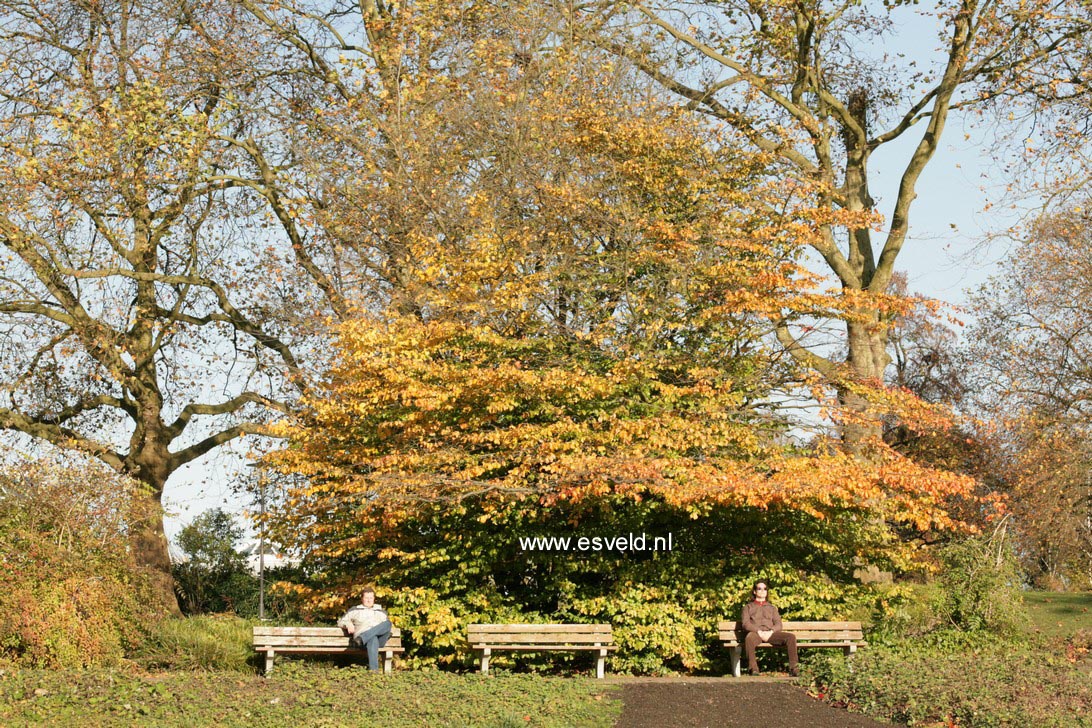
xmin=481 ymin=648 xmax=491 ymax=675
xmin=596 ymin=649 xmax=606 ymax=679
xmin=844 ymin=644 xmax=857 ymax=657
xmin=265 ymin=649 xmax=275 ymax=676
xmin=383 ymin=650 xmax=393 ymax=674
xmin=730 ymin=646 xmax=741 ymax=678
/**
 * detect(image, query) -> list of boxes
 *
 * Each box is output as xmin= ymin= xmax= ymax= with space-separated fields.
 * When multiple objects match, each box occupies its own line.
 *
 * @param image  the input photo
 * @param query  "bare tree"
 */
xmin=966 ymin=204 xmax=1092 ymax=587
xmin=0 ymin=0 xmax=311 ymax=610
xmin=573 ymin=0 xmax=1090 ymax=452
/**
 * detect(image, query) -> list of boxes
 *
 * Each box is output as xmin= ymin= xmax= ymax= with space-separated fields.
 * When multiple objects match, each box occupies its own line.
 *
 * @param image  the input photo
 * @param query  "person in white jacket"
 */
xmin=337 ymin=586 xmax=392 ymax=671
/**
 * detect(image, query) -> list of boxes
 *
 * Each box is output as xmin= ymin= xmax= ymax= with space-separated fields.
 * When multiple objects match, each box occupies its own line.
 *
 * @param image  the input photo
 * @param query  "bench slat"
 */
xmin=718 ymin=630 xmax=864 ymax=634
xmin=254 ymin=627 xmax=345 ymax=637
xmin=467 ymin=634 xmax=612 ymax=645
xmin=750 ymin=641 xmax=865 ymax=648
xmin=720 ymin=639 xmax=864 ymax=647
xmin=468 ymin=624 xmax=612 ymax=634
xmin=255 ymin=626 xmax=402 ymax=637
xmin=257 ymin=636 xmax=404 ymax=649
xmin=255 ymin=650 xmax=406 ymax=654
xmin=257 ymin=633 xmax=360 ymax=646
xmin=469 ymin=644 xmax=617 ymax=651
xmin=720 ymin=637 xmax=864 ymax=641
xmin=717 ymin=621 xmax=862 ymax=630
xmin=719 ymin=630 xmax=864 ymax=638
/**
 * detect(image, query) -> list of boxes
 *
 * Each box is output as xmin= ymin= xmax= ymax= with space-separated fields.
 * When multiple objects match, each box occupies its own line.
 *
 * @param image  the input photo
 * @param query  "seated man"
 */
xmin=741 ymin=579 xmax=798 ymax=676
xmin=337 ymin=586 xmax=393 ymax=671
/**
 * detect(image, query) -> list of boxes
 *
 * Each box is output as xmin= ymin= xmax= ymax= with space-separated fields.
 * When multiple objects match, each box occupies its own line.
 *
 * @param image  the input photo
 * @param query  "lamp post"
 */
xmin=247 ymin=462 xmax=268 ymax=621
xmin=258 ymin=470 xmax=266 ymax=621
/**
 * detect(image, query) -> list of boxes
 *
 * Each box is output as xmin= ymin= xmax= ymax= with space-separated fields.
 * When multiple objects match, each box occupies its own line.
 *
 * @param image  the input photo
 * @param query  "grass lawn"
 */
xmin=0 ymin=661 xmax=622 ymax=728
xmin=1024 ymin=591 xmax=1092 ymax=640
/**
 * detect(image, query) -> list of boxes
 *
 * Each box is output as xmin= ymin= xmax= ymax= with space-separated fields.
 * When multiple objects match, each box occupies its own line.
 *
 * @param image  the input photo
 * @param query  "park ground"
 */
xmin=1 ymin=592 xmax=1089 ymax=727
xmin=0 ymin=669 xmax=888 ymax=728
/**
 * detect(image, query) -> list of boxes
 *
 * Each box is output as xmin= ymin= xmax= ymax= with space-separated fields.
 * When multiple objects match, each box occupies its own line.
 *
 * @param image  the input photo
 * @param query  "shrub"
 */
xmin=0 ymin=456 xmax=164 ymax=667
xmin=804 ymin=634 xmax=1092 ymax=726
xmin=271 ymin=496 xmax=894 ymax=674
xmin=864 ymin=525 xmax=1027 ymax=647
xmin=863 ymin=582 xmax=940 ymax=643
xmin=930 ymin=522 xmax=1025 ymax=637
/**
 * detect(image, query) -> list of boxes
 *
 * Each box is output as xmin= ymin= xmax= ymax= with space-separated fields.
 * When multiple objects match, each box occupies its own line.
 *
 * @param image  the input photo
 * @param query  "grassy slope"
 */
xmin=0 ymin=663 xmax=622 ymax=728
xmin=802 ymin=592 xmax=1092 ymax=727
xmin=1024 ymin=591 xmax=1092 ymax=640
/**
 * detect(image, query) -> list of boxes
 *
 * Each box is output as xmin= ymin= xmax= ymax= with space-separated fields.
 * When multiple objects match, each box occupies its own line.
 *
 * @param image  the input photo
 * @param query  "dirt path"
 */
xmin=611 ymin=678 xmax=896 ymax=728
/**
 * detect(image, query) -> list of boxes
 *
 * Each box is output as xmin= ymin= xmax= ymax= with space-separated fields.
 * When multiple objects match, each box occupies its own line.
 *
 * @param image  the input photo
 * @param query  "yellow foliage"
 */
xmin=265 ymin=316 xmax=991 ymax=565
xmin=253 ymin=0 xmax=993 ymax=576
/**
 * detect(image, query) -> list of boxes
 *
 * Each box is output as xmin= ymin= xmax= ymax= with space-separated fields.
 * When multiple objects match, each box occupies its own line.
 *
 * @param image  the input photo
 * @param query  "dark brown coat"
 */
xmin=741 ymin=600 xmax=783 ymax=633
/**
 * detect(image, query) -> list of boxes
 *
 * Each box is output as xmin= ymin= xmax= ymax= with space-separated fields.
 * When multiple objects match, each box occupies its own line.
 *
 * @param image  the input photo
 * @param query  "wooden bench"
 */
xmin=253 ymin=626 xmax=403 ymax=675
xmin=467 ymin=624 xmax=616 ymax=679
xmin=718 ymin=620 xmax=866 ymax=677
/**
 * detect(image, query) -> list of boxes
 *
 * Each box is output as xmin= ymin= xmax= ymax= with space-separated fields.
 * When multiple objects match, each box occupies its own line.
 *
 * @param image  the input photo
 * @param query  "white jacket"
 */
xmin=337 ymin=603 xmax=388 ymax=635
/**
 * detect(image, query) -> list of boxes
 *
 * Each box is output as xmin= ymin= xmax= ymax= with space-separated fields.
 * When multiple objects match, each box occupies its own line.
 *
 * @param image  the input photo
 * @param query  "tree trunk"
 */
xmin=840 ymin=317 xmax=891 ymax=454
xmin=128 ymin=442 xmax=183 ymax=616
xmin=129 ymin=483 xmax=182 ymax=616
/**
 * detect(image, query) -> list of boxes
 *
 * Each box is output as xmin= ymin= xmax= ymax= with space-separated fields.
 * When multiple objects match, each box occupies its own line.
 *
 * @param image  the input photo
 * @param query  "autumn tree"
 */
xmin=0 ymin=0 xmax=313 ymax=609
xmin=875 ymin=274 xmax=990 ymax=489
xmin=257 ymin=12 xmax=995 ymax=654
xmin=231 ymin=0 xmax=647 ymax=321
xmin=264 ymin=302 xmax=990 ymax=670
xmin=886 ymin=277 xmax=965 ymax=410
xmin=966 ymin=205 xmax=1092 ymax=587
xmin=570 ymin=0 xmax=1091 ymax=452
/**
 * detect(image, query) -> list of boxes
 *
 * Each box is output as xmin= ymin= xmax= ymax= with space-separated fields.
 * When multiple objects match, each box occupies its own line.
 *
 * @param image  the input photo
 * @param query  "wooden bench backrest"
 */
xmin=717 ymin=621 xmax=864 ymax=645
xmin=468 ymin=624 xmax=613 ymax=646
xmin=253 ymin=626 xmax=402 ymax=650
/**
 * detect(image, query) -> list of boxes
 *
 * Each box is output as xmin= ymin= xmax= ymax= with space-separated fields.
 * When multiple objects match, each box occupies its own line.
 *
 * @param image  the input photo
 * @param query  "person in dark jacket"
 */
xmin=740 ymin=579 xmax=798 ymax=676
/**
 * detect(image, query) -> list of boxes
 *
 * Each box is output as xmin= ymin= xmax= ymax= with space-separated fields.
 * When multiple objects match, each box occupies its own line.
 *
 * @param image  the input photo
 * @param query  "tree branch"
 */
xmin=0 ymin=407 xmax=126 ymax=471
xmin=774 ymin=320 xmax=838 ymax=379
xmin=169 ymin=422 xmax=271 ymax=469
xmin=167 ymin=391 xmax=291 ymax=438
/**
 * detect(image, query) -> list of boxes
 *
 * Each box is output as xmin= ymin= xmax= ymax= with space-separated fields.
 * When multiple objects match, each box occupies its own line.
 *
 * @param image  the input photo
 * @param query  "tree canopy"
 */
xmin=967 ymin=205 xmax=1092 ymax=588
xmin=568 ymin=0 xmax=1091 ymax=450
xmin=2 ymin=0 xmax=1088 ymax=618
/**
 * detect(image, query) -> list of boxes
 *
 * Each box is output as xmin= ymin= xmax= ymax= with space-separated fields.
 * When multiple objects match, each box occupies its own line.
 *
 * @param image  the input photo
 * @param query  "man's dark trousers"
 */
xmin=744 ymin=630 xmax=798 ymax=674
